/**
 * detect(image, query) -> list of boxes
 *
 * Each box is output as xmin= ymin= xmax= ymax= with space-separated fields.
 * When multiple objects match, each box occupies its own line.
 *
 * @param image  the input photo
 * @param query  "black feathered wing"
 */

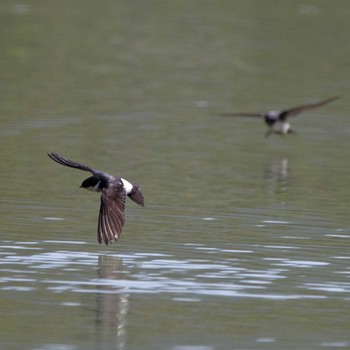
xmin=220 ymin=112 xmax=264 ymax=118
xmin=47 ymin=152 xmax=95 ymax=173
xmin=279 ymin=96 xmax=340 ymax=120
xmin=98 ymin=185 xmax=126 ymax=245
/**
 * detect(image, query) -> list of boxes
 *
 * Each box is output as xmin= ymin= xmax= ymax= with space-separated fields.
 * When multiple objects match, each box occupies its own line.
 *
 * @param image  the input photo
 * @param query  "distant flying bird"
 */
xmin=220 ymin=96 xmax=339 ymax=137
xmin=47 ymin=152 xmax=144 ymax=245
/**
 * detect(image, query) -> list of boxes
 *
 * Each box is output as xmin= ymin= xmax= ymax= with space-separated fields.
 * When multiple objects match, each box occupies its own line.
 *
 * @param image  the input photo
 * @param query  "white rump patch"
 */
xmin=121 ymin=178 xmax=133 ymax=194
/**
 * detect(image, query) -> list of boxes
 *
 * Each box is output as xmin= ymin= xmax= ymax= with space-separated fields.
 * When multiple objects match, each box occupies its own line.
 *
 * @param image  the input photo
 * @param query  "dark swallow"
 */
xmin=47 ymin=152 xmax=144 ymax=245
xmin=220 ymin=96 xmax=339 ymax=137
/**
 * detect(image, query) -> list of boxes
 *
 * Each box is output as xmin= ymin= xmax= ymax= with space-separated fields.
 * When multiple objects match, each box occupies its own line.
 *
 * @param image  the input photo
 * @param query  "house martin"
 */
xmin=220 ymin=96 xmax=339 ymax=137
xmin=47 ymin=152 xmax=144 ymax=245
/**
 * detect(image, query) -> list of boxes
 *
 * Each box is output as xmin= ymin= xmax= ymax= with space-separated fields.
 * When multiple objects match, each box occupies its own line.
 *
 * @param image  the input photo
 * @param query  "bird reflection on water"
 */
xmin=95 ymin=255 xmax=129 ymax=350
xmin=264 ymin=158 xmax=290 ymax=195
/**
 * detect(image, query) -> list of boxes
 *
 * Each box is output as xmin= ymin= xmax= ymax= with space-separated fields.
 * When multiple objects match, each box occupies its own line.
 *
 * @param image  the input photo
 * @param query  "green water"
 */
xmin=1 ymin=1 xmax=350 ymax=349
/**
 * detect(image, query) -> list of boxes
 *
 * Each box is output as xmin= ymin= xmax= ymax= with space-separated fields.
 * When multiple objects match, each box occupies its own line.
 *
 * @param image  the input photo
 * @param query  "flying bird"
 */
xmin=220 ymin=96 xmax=339 ymax=137
xmin=47 ymin=152 xmax=144 ymax=245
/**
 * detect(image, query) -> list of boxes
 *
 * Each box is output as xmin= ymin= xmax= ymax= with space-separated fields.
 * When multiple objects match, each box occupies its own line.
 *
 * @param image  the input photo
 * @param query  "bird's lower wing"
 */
xmin=47 ymin=153 xmax=95 ymax=173
xmin=281 ymin=96 xmax=340 ymax=119
xmin=98 ymin=187 xmax=126 ymax=245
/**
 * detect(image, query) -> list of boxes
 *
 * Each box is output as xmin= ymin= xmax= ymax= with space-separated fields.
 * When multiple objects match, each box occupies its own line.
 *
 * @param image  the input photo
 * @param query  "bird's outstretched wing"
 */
xmin=279 ymin=96 xmax=340 ymax=120
xmin=98 ymin=185 xmax=126 ymax=245
xmin=220 ymin=112 xmax=264 ymax=118
xmin=47 ymin=152 xmax=95 ymax=173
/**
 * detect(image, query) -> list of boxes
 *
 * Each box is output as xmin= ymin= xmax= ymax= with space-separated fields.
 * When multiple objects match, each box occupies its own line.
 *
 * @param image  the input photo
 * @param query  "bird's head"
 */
xmin=265 ymin=111 xmax=280 ymax=125
xmin=80 ymin=176 xmax=102 ymax=192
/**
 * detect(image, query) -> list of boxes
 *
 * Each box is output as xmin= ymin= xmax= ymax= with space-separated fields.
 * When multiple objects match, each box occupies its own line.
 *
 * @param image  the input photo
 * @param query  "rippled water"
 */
xmin=2 ymin=237 xmax=349 ymax=299
xmin=1 ymin=203 xmax=350 ymax=349
xmin=1 ymin=1 xmax=350 ymax=349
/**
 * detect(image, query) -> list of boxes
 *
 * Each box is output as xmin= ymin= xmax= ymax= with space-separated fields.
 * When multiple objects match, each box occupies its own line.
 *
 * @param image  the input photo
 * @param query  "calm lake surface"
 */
xmin=1 ymin=1 xmax=350 ymax=349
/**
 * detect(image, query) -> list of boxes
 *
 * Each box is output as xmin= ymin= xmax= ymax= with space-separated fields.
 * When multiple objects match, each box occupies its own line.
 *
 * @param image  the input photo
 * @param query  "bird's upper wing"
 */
xmin=98 ymin=184 xmax=126 ymax=245
xmin=280 ymin=96 xmax=340 ymax=120
xmin=47 ymin=152 xmax=95 ymax=173
xmin=220 ymin=112 xmax=264 ymax=118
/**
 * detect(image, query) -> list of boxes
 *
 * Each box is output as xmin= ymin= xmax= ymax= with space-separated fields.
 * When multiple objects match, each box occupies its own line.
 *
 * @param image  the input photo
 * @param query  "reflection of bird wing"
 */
xmin=98 ymin=184 xmax=126 ymax=245
xmin=279 ymin=96 xmax=340 ymax=120
xmin=128 ymin=184 xmax=144 ymax=207
xmin=48 ymin=152 xmax=96 ymax=174
xmin=220 ymin=112 xmax=264 ymax=118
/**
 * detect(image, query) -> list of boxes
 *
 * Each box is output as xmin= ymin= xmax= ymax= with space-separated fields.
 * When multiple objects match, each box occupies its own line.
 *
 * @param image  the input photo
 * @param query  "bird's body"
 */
xmin=47 ymin=152 xmax=144 ymax=245
xmin=263 ymin=111 xmax=293 ymax=136
xmin=221 ymin=96 xmax=339 ymax=137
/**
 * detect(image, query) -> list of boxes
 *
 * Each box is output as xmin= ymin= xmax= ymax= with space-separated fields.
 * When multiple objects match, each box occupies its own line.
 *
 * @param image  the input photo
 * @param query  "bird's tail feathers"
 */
xmin=128 ymin=185 xmax=144 ymax=206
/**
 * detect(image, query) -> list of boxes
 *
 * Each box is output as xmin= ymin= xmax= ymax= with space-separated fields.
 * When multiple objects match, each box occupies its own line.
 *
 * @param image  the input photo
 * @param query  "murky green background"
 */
xmin=1 ymin=1 xmax=350 ymax=349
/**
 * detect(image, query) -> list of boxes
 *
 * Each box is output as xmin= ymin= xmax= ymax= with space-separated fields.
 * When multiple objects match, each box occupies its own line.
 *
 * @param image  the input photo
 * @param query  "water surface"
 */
xmin=1 ymin=1 xmax=350 ymax=349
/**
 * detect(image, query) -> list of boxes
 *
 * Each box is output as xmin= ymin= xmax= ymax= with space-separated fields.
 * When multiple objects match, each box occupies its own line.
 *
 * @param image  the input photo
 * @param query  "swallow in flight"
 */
xmin=48 ymin=152 xmax=144 ymax=245
xmin=220 ymin=96 xmax=339 ymax=137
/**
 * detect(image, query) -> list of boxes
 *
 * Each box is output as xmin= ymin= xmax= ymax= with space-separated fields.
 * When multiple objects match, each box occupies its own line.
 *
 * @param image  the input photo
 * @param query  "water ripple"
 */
xmin=1 ymin=240 xmax=348 ymax=301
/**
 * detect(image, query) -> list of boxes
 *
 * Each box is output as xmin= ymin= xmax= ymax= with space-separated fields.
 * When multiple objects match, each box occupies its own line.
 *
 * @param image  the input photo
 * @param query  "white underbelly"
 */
xmin=273 ymin=121 xmax=290 ymax=134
